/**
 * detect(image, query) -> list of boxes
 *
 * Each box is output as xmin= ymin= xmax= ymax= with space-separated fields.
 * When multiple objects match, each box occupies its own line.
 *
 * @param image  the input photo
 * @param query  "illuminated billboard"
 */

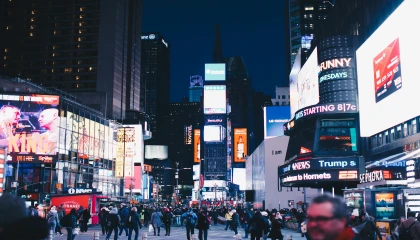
xmin=357 ymin=0 xmax=419 ymax=137
xmin=1 ymin=94 xmax=60 ymax=163
xmin=264 ymin=106 xmax=291 ymax=139
xmin=289 ymin=48 xmax=302 ymax=119
xmin=233 ymin=168 xmax=246 ymax=190
xmin=193 ymin=164 xmax=200 ymax=180
xmin=234 ymin=128 xmax=247 ymax=162
xmin=204 ymin=125 xmax=225 ymax=142
xmin=115 ymin=127 xmax=135 ymax=177
xmin=184 ymin=125 xmax=193 ymax=145
xmin=194 ymin=129 xmax=200 ymax=163
xmin=296 ymin=47 xmax=319 ymax=112
xmin=145 ymin=145 xmax=168 ymax=160
xmin=203 ymin=85 xmax=226 ymax=114
xmin=205 ymin=63 xmax=226 ymax=81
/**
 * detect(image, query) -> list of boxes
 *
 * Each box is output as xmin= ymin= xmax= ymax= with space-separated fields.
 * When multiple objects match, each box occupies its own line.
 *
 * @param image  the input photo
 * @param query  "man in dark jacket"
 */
xmin=231 ymin=209 xmax=240 ymax=235
xmin=66 ymin=208 xmax=78 ymax=240
xmin=399 ymin=211 xmax=420 ymax=240
xmin=248 ymin=211 xmax=267 ymax=240
xmin=355 ymin=212 xmax=381 ymax=240
xmin=196 ymin=207 xmax=210 ymax=240
xmin=99 ymin=207 xmax=110 ymax=235
xmin=106 ymin=207 xmax=121 ymax=240
xmin=127 ymin=207 xmax=142 ymax=240
xmin=119 ymin=204 xmax=129 ymax=237
xmin=163 ymin=208 xmax=174 ymax=236
xmin=80 ymin=207 xmax=91 ymax=232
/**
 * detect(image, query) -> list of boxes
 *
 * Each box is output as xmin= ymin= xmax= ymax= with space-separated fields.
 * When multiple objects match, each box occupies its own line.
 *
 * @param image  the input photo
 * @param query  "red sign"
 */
xmin=51 ymin=195 xmax=89 ymax=214
xmin=199 ymin=174 xmax=204 ymax=189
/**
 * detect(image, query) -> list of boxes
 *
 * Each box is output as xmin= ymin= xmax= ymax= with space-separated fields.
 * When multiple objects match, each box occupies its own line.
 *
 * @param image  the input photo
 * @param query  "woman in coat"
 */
xmin=150 ymin=208 xmax=163 ymax=236
xmin=268 ymin=212 xmax=284 ymax=240
xmin=126 ymin=207 xmax=142 ymax=240
xmin=248 ymin=211 xmax=266 ymax=240
xmin=66 ymin=208 xmax=78 ymax=240
xmin=47 ymin=206 xmax=59 ymax=238
xmin=196 ymin=207 xmax=211 ymax=240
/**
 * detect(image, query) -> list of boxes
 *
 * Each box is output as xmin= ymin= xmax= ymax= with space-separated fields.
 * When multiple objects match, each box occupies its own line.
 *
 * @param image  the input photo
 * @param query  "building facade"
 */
xmin=189 ymin=75 xmax=203 ymax=103
xmin=271 ymin=86 xmax=290 ymax=106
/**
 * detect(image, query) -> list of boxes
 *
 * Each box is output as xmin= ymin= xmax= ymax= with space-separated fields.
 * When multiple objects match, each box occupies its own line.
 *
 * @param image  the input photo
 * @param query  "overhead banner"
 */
xmin=234 ymin=128 xmax=247 ymax=163
xmin=194 ymin=130 xmax=200 ymax=163
xmin=115 ymin=127 xmax=135 ymax=177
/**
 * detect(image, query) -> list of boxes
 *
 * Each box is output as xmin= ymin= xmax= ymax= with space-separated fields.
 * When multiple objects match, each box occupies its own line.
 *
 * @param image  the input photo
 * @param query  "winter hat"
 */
xmin=261 ymin=211 xmax=268 ymax=217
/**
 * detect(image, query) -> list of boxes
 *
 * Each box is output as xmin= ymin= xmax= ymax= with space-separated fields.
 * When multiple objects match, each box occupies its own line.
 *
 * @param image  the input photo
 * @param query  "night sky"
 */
xmin=142 ymin=0 xmax=287 ymax=102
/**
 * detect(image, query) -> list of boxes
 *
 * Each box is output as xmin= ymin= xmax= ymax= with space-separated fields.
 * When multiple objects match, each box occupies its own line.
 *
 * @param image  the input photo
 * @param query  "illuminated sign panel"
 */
xmin=295 ymin=47 xmax=319 ymax=113
xmin=184 ymin=125 xmax=193 ymax=145
xmin=1 ymin=94 xmax=60 ymax=163
xmin=295 ymin=102 xmax=357 ymax=121
xmin=264 ymin=106 xmax=290 ymax=139
xmin=193 ymin=164 xmax=200 ymax=180
xmin=115 ymin=127 xmax=135 ymax=177
xmin=145 ymin=145 xmax=168 ymax=160
xmin=357 ymin=0 xmax=420 ymax=137
xmin=194 ymin=130 xmax=200 ymax=163
xmin=234 ymin=128 xmax=247 ymax=163
xmin=205 ymin=63 xmax=226 ymax=81
xmin=203 ymin=85 xmax=226 ymax=114
xmin=281 ymin=170 xmax=358 ymax=184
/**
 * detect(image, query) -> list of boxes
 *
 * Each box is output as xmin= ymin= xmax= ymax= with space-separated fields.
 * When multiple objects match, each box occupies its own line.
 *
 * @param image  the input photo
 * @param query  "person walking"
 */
xmin=211 ymin=208 xmax=219 ymax=225
xmin=163 ymin=208 xmax=174 ymax=236
xmin=80 ymin=207 xmax=91 ymax=232
xmin=47 ymin=206 xmax=59 ymax=238
xmin=65 ymin=208 xmax=78 ymax=240
xmin=182 ymin=207 xmax=198 ymax=240
xmin=248 ymin=210 xmax=266 ymax=240
xmin=355 ymin=211 xmax=382 ymax=240
xmin=126 ymin=207 xmax=142 ymax=240
xmin=174 ymin=207 xmax=182 ymax=227
xmin=150 ymin=208 xmax=163 ymax=236
xmin=56 ymin=205 xmax=65 ymax=236
xmin=231 ymin=209 xmax=240 ymax=235
xmin=399 ymin=211 xmax=420 ymax=240
xmin=268 ymin=212 xmax=284 ymax=240
xmin=225 ymin=209 xmax=233 ymax=231
xmin=242 ymin=209 xmax=251 ymax=239
xmin=296 ymin=208 xmax=305 ymax=235
xmin=119 ymin=204 xmax=129 ymax=237
xmin=143 ymin=207 xmax=151 ymax=227
xmin=106 ymin=207 xmax=120 ymax=240
xmin=196 ymin=207 xmax=211 ymax=240
xmin=98 ymin=207 xmax=110 ymax=235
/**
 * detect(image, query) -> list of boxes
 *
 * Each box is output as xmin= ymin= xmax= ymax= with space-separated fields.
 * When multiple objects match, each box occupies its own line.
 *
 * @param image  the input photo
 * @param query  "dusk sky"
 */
xmin=142 ymin=0 xmax=287 ymax=102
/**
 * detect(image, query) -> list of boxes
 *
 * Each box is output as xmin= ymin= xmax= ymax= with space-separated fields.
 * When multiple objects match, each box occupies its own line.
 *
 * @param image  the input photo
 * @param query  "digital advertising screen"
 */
xmin=193 ymin=164 xmax=200 ymax=180
xmin=0 ymin=94 xmax=60 ymax=163
xmin=297 ymin=47 xmax=319 ymax=112
xmin=233 ymin=168 xmax=246 ymax=190
xmin=194 ymin=129 xmax=200 ymax=163
xmin=204 ymin=125 xmax=223 ymax=142
xmin=375 ymin=192 xmax=395 ymax=219
xmin=357 ymin=0 xmax=420 ymax=137
xmin=234 ymin=128 xmax=247 ymax=163
xmin=264 ymin=106 xmax=291 ymax=139
xmin=289 ymin=48 xmax=302 ymax=119
xmin=203 ymin=85 xmax=226 ymax=114
xmin=145 ymin=145 xmax=168 ymax=160
xmin=205 ymin=63 xmax=226 ymax=81
xmin=184 ymin=125 xmax=193 ymax=145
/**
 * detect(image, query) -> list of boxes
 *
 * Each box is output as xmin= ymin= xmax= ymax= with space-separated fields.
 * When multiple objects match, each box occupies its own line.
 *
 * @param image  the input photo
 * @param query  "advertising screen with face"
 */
xmin=296 ymin=47 xmax=319 ymax=112
xmin=203 ymin=85 xmax=226 ymax=114
xmin=0 ymin=94 xmax=60 ymax=163
xmin=357 ymin=0 xmax=420 ymax=137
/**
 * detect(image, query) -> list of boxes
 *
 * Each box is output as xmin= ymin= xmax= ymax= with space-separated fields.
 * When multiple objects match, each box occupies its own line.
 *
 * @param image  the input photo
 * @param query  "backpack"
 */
xmin=186 ymin=212 xmax=196 ymax=226
xmin=60 ymin=214 xmax=72 ymax=227
xmin=399 ymin=221 xmax=417 ymax=240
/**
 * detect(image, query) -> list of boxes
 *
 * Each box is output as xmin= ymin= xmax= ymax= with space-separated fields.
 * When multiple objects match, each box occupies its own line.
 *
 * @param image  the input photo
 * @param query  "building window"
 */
xmin=396 ymin=125 xmax=402 ymax=140
xmin=403 ymin=123 xmax=408 ymax=137
xmin=371 ymin=135 xmax=377 ymax=148
xmin=378 ymin=133 xmax=383 ymax=147
xmin=304 ymin=5 xmax=314 ymax=10
xmin=317 ymin=119 xmax=358 ymax=152
xmin=277 ymin=95 xmax=280 ymax=99
xmin=390 ymin=129 xmax=395 ymax=142
xmin=384 ymin=130 xmax=390 ymax=144
xmin=4 ymin=48 xmax=8 ymax=53
xmin=411 ymin=119 xmax=418 ymax=135
xmin=64 ymin=68 xmax=72 ymax=73
xmin=29 ymin=32 xmax=34 ymax=37
xmin=282 ymin=95 xmax=286 ymax=99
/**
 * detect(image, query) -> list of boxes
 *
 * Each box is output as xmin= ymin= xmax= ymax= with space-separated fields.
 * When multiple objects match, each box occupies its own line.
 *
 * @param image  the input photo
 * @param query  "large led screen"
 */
xmin=205 ymin=63 xmax=226 ymax=81
xmin=234 ymin=128 xmax=247 ymax=162
xmin=290 ymin=48 xmax=302 ymax=119
xmin=357 ymin=0 xmax=419 ymax=137
xmin=193 ymin=164 xmax=200 ymax=180
xmin=233 ymin=168 xmax=246 ymax=190
xmin=194 ymin=129 xmax=200 ymax=163
xmin=204 ymin=125 xmax=223 ymax=142
xmin=145 ymin=145 xmax=168 ymax=159
xmin=296 ymin=47 xmax=319 ymax=112
xmin=264 ymin=106 xmax=291 ymax=138
xmin=0 ymin=94 xmax=60 ymax=163
xmin=203 ymin=85 xmax=226 ymax=114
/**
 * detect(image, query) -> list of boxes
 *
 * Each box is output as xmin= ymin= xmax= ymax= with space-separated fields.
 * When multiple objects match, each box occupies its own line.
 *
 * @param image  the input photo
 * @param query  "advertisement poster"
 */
xmin=375 ymin=193 xmax=395 ymax=219
xmin=376 ymin=222 xmax=390 ymax=240
xmin=0 ymin=94 xmax=60 ymax=163
xmin=203 ymin=85 xmax=226 ymax=114
xmin=373 ymin=38 xmax=402 ymax=103
xmin=264 ymin=106 xmax=291 ymax=138
xmin=204 ymin=63 xmax=226 ymax=81
xmin=51 ymin=195 xmax=89 ymax=214
xmin=194 ymin=129 xmax=200 ymax=163
xmin=297 ymin=47 xmax=319 ymax=111
xmin=234 ymin=128 xmax=247 ymax=162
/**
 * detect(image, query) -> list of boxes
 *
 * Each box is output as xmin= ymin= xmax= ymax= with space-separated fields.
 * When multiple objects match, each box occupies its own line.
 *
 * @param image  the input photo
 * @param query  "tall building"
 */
xmin=0 ymin=0 xmax=143 ymax=119
xmin=140 ymin=33 xmax=170 ymax=144
xmin=287 ymin=0 xmax=333 ymax=69
xmin=271 ymin=86 xmax=290 ymax=106
xmin=189 ymin=75 xmax=203 ymax=103
xmin=167 ymin=102 xmax=201 ymax=186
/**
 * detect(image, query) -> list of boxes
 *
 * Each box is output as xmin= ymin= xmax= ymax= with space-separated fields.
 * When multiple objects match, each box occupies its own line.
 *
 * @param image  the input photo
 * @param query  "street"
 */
xmin=54 ymin=224 xmax=306 ymax=240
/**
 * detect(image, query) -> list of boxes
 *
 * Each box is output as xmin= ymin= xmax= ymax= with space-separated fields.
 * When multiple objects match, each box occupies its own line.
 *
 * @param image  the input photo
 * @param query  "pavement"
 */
xmin=53 ymin=224 xmax=306 ymax=239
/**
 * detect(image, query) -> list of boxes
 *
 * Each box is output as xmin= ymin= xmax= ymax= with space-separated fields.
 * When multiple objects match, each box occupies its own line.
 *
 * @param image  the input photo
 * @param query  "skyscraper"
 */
xmin=0 ymin=0 xmax=143 ymax=119
xmin=189 ymin=75 xmax=203 ymax=103
xmin=140 ymin=33 xmax=170 ymax=144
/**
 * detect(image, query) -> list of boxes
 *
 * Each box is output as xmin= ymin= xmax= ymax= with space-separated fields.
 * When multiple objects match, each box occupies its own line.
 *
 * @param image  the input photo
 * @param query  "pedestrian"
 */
xmin=261 ymin=211 xmax=272 ymax=240
xmin=106 ymin=207 xmax=121 ymax=240
xmin=354 ymin=211 xmax=381 ymax=240
xmin=80 ymin=207 xmax=91 ymax=232
xmin=296 ymin=208 xmax=305 ymax=234
xmin=307 ymin=194 xmax=358 ymax=240
xmin=196 ymin=207 xmax=211 ymax=240
xmin=242 ymin=209 xmax=251 ymax=239
xmin=231 ymin=209 xmax=240 ymax=235
xmin=127 ymin=207 xmax=142 ymax=240
xmin=47 ymin=206 xmax=60 ymax=238
xmin=65 ymin=208 xmax=79 ymax=240
xmin=119 ymin=203 xmax=129 ymax=237
xmin=268 ymin=212 xmax=284 ymax=240
xmin=143 ymin=207 xmax=151 ymax=226
xmin=211 ymin=208 xmax=219 ymax=225
xmin=182 ymin=207 xmax=198 ymax=240
xmin=174 ymin=207 xmax=182 ymax=226
xmin=398 ymin=211 xmax=420 ymax=240
xmin=225 ymin=209 xmax=233 ymax=231
xmin=150 ymin=208 xmax=163 ymax=236
xmin=248 ymin=210 xmax=266 ymax=240
xmin=99 ymin=207 xmax=110 ymax=235
xmin=56 ymin=205 xmax=65 ymax=236
xmin=163 ymin=207 xmax=174 ymax=236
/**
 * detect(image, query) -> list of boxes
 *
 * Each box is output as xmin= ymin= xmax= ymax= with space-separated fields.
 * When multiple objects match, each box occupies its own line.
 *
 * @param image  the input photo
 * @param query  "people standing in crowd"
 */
xmin=56 ymin=205 xmax=65 ymax=236
xmin=65 ymin=208 xmax=79 ymax=240
xmin=119 ymin=203 xmax=129 ymax=237
xmin=225 ymin=209 xmax=233 ymax=231
xmin=150 ymin=208 xmax=163 ymax=236
xmin=47 ymin=206 xmax=59 ymax=238
xmin=268 ymin=212 xmax=284 ymax=240
xmin=163 ymin=208 xmax=174 ymax=236
xmin=399 ymin=211 xmax=420 ymax=240
xmin=296 ymin=208 xmax=305 ymax=234
xmin=211 ymin=208 xmax=219 ymax=225
xmin=196 ymin=207 xmax=210 ymax=240
xmin=248 ymin=210 xmax=266 ymax=240
xmin=143 ymin=207 xmax=151 ymax=227
xmin=79 ymin=207 xmax=91 ymax=232
xmin=106 ymin=207 xmax=120 ymax=240
xmin=126 ymin=207 xmax=142 ymax=240
xmin=242 ymin=209 xmax=251 ymax=239
xmin=99 ymin=207 xmax=110 ymax=235
xmin=182 ymin=207 xmax=198 ymax=240
xmin=307 ymin=194 xmax=357 ymax=240
xmin=355 ymin=211 xmax=381 ymax=240
xmin=174 ymin=207 xmax=182 ymax=227
xmin=261 ymin=211 xmax=272 ymax=240
xmin=231 ymin=209 xmax=240 ymax=236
